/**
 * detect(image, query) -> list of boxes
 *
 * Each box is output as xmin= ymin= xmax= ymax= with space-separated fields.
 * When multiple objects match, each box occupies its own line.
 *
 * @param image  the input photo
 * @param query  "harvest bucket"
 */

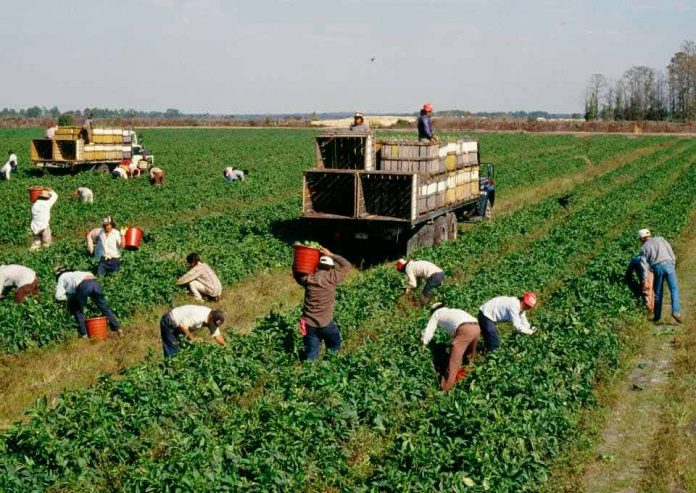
xmin=29 ymin=186 xmax=43 ymax=203
xmin=124 ymin=227 xmax=143 ymax=250
xmin=293 ymin=244 xmax=320 ymax=274
xmin=85 ymin=316 xmax=108 ymax=340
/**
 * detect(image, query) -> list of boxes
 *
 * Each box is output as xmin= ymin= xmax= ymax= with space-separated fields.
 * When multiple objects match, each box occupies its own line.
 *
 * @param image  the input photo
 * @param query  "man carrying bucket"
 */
xmin=54 ymin=269 xmax=122 ymax=338
xmin=293 ymin=246 xmax=351 ymax=361
xmin=159 ymin=305 xmax=226 ymax=357
xmin=30 ymin=188 xmax=58 ymax=251
xmin=87 ymin=217 xmax=126 ymax=276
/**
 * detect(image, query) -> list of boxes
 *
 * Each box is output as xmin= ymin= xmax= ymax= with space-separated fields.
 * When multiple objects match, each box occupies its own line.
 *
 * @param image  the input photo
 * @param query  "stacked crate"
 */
xmin=379 ymin=139 xmax=440 ymax=173
xmin=84 ymin=128 xmax=130 ymax=161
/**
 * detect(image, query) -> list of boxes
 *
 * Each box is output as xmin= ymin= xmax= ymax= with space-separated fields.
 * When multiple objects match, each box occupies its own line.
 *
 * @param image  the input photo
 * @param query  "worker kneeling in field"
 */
xmin=176 ymin=253 xmax=222 ymax=301
xmin=422 ymin=303 xmax=480 ymax=391
xmin=87 ymin=216 xmax=126 ymax=276
xmin=149 ymin=167 xmax=164 ymax=185
xmin=30 ymin=188 xmax=58 ymax=251
xmin=625 ymin=254 xmax=654 ymax=314
xmin=396 ymin=258 xmax=444 ymax=300
xmin=224 ymin=167 xmax=247 ymax=183
xmin=55 ymin=269 xmax=122 ymax=338
xmin=160 ymin=305 xmax=226 ymax=357
xmin=0 ymin=264 xmax=39 ymax=303
xmin=478 ymin=292 xmax=538 ymax=352
xmin=294 ymin=246 xmax=351 ymax=361
xmin=72 ymin=187 xmax=94 ymax=204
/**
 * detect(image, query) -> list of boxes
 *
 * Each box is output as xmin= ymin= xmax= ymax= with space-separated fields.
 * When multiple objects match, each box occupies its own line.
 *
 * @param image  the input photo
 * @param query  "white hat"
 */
xmin=354 ymin=112 xmax=364 ymax=119
xmin=637 ymin=228 xmax=651 ymax=239
xmin=319 ymin=256 xmax=335 ymax=267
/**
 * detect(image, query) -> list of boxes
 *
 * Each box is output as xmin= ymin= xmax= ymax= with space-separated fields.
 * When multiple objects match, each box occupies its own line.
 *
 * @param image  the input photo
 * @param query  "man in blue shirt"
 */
xmin=418 ymin=103 xmax=436 ymax=142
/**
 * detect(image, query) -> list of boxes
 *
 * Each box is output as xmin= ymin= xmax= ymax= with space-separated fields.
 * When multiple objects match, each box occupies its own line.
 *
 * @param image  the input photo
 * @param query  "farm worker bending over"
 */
xmin=55 ymin=269 xmax=122 ymax=338
xmin=478 ymin=292 xmax=538 ymax=352
xmin=7 ymin=150 xmax=17 ymax=172
xmin=160 ymin=305 xmax=226 ymax=357
xmin=87 ymin=216 xmax=126 ymax=276
xmin=149 ymin=166 xmax=164 ymax=185
xmin=112 ymin=164 xmax=128 ymax=180
xmin=349 ymin=112 xmax=370 ymax=131
xmin=396 ymin=258 xmax=444 ymax=299
xmin=418 ymin=103 xmax=437 ymax=142
xmin=176 ymin=253 xmax=222 ymax=301
xmin=638 ymin=228 xmax=681 ymax=323
xmin=422 ymin=303 xmax=480 ymax=392
xmin=0 ymin=264 xmax=39 ymax=303
xmin=625 ymin=255 xmax=654 ymax=313
xmin=294 ymin=246 xmax=351 ymax=361
xmin=30 ymin=188 xmax=58 ymax=251
xmin=45 ymin=124 xmax=57 ymax=139
xmin=1 ymin=160 xmax=10 ymax=180
xmin=72 ymin=187 xmax=94 ymax=204
xmin=224 ymin=167 xmax=247 ymax=183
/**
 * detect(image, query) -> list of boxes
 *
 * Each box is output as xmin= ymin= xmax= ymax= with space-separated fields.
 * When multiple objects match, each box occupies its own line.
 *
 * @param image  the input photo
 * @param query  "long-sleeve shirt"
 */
xmin=55 ymin=271 xmax=94 ymax=301
xmin=479 ymin=296 xmax=533 ymax=334
xmin=45 ymin=127 xmax=57 ymax=139
xmin=77 ymin=187 xmax=93 ymax=203
xmin=168 ymin=305 xmax=220 ymax=338
xmin=87 ymin=228 xmax=122 ymax=259
xmin=404 ymin=260 xmax=443 ymax=288
xmin=8 ymin=153 xmax=17 ymax=165
xmin=0 ymin=265 xmax=37 ymax=289
xmin=640 ymin=236 xmax=676 ymax=266
xmin=295 ymin=254 xmax=351 ymax=328
xmin=417 ymin=114 xmax=433 ymax=140
xmin=349 ymin=123 xmax=370 ymax=132
xmin=1 ymin=162 xmax=10 ymax=180
xmin=30 ymin=191 xmax=58 ymax=234
xmin=224 ymin=168 xmax=245 ymax=181
xmin=176 ymin=262 xmax=222 ymax=297
xmin=422 ymin=307 xmax=477 ymax=346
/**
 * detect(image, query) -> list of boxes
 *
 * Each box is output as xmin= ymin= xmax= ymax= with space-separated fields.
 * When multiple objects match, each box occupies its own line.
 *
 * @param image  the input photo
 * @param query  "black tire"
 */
xmin=406 ymin=223 xmax=435 ymax=255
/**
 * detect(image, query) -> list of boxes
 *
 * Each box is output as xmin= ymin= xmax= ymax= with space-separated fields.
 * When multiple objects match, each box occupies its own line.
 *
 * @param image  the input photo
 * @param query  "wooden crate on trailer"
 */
xmin=315 ymin=131 xmax=375 ymax=170
xmin=52 ymin=139 xmax=83 ymax=161
xmin=31 ymin=140 xmax=53 ymax=161
xmin=357 ymin=172 xmax=415 ymax=220
xmin=303 ymin=169 xmax=358 ymax=218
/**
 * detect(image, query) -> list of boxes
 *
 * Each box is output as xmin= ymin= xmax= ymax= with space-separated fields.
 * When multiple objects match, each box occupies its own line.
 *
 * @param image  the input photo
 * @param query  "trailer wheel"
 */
xmin=446 ymin=212 xmax=458 ymax=241
xmin=434 ymin=216 xmax=448 ymax=246
xmin=406 ymin=223 xmax=434 ymax=255
xmin=95 ymin=164 xmax=110 ymax=174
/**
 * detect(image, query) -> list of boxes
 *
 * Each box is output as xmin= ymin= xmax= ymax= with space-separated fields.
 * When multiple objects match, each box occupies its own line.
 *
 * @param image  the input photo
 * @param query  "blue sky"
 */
xmin=0 ymin=0 xmax=693 ymax=114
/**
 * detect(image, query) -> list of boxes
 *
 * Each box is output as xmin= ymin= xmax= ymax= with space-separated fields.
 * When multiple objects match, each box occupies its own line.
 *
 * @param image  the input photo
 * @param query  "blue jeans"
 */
xmin=68 ymin=279 xmax=120 ymax=336
xmin=97 ymin=258 xmax=121 ymax=277
xmin=652 ymin=261 xmax=680 ymax=320
xmin=160 ymin=312 xmax=180 ymax=357
xmin=423 ymin=272 xmax=445 ymax=297
xmin=477 ymin=310 xmax=500 ymax=352
xmin=303 ymin=320 xmax=341 ymax=361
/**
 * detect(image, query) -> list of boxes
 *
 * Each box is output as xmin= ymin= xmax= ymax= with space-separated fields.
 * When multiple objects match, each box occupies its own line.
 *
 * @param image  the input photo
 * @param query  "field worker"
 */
xmin=176 ymin=253 xmax=222 ymax=301
xmin=159 ymin=305 xmax=226 ymax=357
xmin=395 ymin=258 xmax=445 ymax=300
xmin=294 ymin=246 xmax=352 ymax=361
xmin=224 ymin=167 xmax=247 ymax=183
xmin=478 ymin=292 xmax=538 ymax=352
xmin=30 ymin=188 xmax=58 ymax=251
xmin=149 ymin=166 xmax=164 ymax=185
xmin=350 ymin=112 xmax=370 ymax=131
xmin=80 ymin=114 xmax=93 ymax=143
xmin=418 ymin=103 xmax=437 ymax=142
xmin=72 ymin=187 xmax=94 ymax=204
xmin=0 ymin=264 xmax=39 ymax=303
xmin=638 ymin=229 xmax=681 ymax=323
xmin=87 ymin=217 xmax=126 ymax=276
xmin=45 ymin=123 xmax=57 ymax=139
xmin=112 ymin=166 xmax=128 ymax=180
xmin=7 ymin=150 xmax=17 ymax=172
xmin=54 ymin=269 xmax=122 ymax=338
xmin=422 ymin=302 xmax=480 ymax=391
xmin=1 ymin=160 xmax=10 ymax=180
xmin=625 ymin=255 xmax=654 ymax=313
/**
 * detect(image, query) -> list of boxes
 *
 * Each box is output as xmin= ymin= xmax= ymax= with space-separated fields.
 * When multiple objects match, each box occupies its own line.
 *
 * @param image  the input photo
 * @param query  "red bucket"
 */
xmin=293 ymin=244 xmax=320 ymax=275
xmin=85 ymin=316 xmax=108 ymax=340
xmin=124 ymin=227 xmax=143 ymax=250
xmin=29 ymin=186 xmax=43 ymax=203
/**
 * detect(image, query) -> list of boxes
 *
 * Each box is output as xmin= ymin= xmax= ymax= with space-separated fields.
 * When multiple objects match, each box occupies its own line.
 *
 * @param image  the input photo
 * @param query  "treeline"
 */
xmin=0 ymin=107 xmax=188 ymax=120
xmin=584 ymin=39 xmax=696 ymax=121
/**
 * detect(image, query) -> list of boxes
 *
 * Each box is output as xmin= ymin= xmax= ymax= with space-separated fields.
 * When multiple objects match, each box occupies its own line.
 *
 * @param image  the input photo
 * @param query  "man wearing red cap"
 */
xmin=477 ymin=292 xmax=538 ymax=351
xmin=395 ymin=258 xmax=444 ymax=300
xmin=418 ymin=103 xmax=437 ymax=142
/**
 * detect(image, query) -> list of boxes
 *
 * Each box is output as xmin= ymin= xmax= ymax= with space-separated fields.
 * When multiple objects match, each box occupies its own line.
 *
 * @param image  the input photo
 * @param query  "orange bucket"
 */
xmin=124 ymin=227 xmax=143 ymax=250
xmin=293 ymin=244 xmax=320 ymax=275
xmin=29 ymin=186 xmax=43 ymax=203
xmin=85 ymin=316 xmax=108 ymax=340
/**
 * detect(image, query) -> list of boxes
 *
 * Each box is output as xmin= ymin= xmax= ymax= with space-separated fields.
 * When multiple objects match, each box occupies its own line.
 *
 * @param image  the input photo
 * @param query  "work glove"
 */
xmin=520 ymin=326 xmax=537 ymax=335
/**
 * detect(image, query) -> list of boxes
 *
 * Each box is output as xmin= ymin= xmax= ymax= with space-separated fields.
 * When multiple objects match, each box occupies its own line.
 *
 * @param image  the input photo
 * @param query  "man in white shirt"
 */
xmin=0 ymin=264 xmax=39 ymax=303
xmin=160 ymin=305 xmax=226 ymax=357
xmin=396 ymin=258 xmax=445 ymax=299
xmin=7 ymin=150 xmax=17 ymax=172
xmin=224 ymin=167 xmax=247 ymax=183
xmin=30 ymin=188 xmax=58 ymax=250
xmin=422 ymin=303 xmax=480 ymax=391
xmin=72 ymin=187 xmax=94 ymax=204
xmin=1 ymin=160 xmax=11 ymax=180
xmin=55 ymin=269 xmax=122 ymax=337
xmin=478 ymin=292 xmax=538 ymax=352
xmin=45 ymin=124 xmax=58 ymax=139
xmin=87 ymin=216 xmax=126 ymax=276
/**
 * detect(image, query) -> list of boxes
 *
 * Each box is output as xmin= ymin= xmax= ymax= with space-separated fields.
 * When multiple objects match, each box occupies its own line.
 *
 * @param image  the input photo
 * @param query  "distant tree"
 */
xmin=49 ymin=106 xmax=60 ymax=118
xmin=584 ymin=74 xmax=607 ymax=121
xmin=26 ymin=106 xmax=42 ymax=118
xmin=58 ymin=114 xmax=74 ymax=126
xmin=165 ymin=108 xmax=181 ymax=118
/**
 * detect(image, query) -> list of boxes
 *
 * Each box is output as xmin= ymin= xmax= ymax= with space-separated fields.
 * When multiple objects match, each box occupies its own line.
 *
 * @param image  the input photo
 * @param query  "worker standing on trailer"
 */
xmin=0 ymin=264 xmax=39 ymax=303
xmin=45 ymin=123 xmax=57 ymax=139
xmin=54 ymin=269 xmax=122 ymax=338
xmin=395 ymin=258 xmax=445 ymax=300
xmin=638 ymin=228 xmax=682 ymax=323
xmin=159 ymin=305 xmax=226 ymax=357
xmin=625 ymin=255 xmax=654 ymax=314
xmin=418 ymin=103 xmax=437 ymax=142
xmin=294 ymin=246 xmax=351 ymax=361
xmin=87 ymin=216 xmax=126 ymax=276
xmin=176 ymin=253 xmax=222 ymax=301
xmin=349 ymin=112 xmax=370 ymax=131
xmin=30 ymin=188 xmax=58 ymax=251
xmin=422 ymin=302 xmax=480 ymax=391
xmin=149 ymin=166 xmax=164 ymax=185
xmin=72 ymin=187 xmax=94 ymax=204
xmin=224 ymin=167 xmax=247 ymax=183
xmin=477 ymin=292 xmax=538 ymax=352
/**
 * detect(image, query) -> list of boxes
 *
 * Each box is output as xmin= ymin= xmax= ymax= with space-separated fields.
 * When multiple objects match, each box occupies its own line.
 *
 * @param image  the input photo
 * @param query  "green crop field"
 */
xmin=0 ymin=128 xmax=693 ymax=491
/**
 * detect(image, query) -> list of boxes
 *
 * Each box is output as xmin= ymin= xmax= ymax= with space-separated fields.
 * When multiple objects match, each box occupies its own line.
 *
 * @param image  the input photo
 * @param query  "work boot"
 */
xmin=672 ymin=313 xmax=682 ymax=324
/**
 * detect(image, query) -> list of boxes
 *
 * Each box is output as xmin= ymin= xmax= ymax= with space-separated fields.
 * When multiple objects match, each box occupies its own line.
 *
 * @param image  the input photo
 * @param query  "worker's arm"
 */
xmin=118 ymin=229 xmax=127 ymax=248
xmin=55 ymin=278 xmax=67 ymax=302
xmin=177 ymin=325 xmax=194 ymax=341
xmin=665 ymin=240 xmax=677 ymax=263
xmin=213 ymin=334 xmax=226 ymax=347
xmin=421 ymin=312 xmax=440 ymax=347
xmin=511 ymin=311 xmax=534 ymax=335
xmin=176 ymin=265 xmax=200 ymax=286
xmin=46 ymin=190 xmax=58 ymax=206
xmin=86 ymin=229 xmax=98 ymax=255
xmin=404 ymin=264 xmax=418 ymax=289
